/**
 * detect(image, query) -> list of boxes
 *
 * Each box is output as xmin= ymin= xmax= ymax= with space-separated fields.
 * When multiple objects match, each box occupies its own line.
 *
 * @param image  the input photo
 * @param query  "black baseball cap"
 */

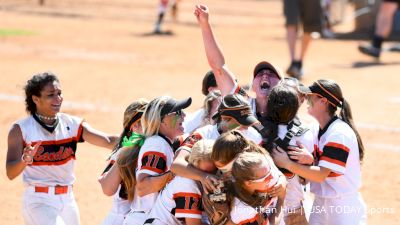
xmin=212 ymin=94 xmax=258 ymax=126
xmin=160 ymin=97 xmax=192 ymax=117
xmin=301 ymin=81 xmax=342 ymax=107
xmin=253 ymin=61 xmax=282 ymax=79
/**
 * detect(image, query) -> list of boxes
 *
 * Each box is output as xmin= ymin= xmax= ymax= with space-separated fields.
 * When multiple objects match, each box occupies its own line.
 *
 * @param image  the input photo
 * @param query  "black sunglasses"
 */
xmin=162 ymin=109 xmax=183 ymax=120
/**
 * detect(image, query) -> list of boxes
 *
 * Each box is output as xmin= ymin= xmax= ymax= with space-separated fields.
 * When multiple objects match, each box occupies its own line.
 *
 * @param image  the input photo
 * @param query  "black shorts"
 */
xmin=383 ymin=0 xmax=400 ymax=4
xmin=283 ymin=0 xmax=322 ymax=32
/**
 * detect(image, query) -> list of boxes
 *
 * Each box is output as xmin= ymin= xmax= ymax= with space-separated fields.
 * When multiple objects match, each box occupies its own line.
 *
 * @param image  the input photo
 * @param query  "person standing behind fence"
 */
xmin=6 ymin=72 xmax=118 ymax=225
xmin=358 ymin=0 xmax=400 ymax=58
xmin=284 ymin=0 xmax=323 ymax=79
xmin=272 ymin=79 xmax=367 ymax=224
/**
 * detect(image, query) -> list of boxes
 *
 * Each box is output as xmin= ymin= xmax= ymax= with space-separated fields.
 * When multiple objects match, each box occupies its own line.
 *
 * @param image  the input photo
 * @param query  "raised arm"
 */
xmin=82 ymin=122 xmax=118 ymax=149
xmin=194 ymin=4 xmax=237 ymax=95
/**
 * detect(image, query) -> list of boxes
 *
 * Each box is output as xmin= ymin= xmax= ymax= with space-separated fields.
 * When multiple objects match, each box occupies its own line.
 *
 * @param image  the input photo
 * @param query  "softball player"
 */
xmin=171 ymin=94 xmax=262 ymax=192
xmin=183 ymin=90 xmax=221 ymax=134
xmin=99 ymin=99 xmax=148 ymax=225
xmin=273 ymin=79 xmax=367 ymax=224
xmin=123 ymin=96 xmax=192 ymax=225
xmin=144 ymin=140 xmax=216 ymax=225
xmin=263 ymin=84 xmax=314 ymax=225
xmin=228 ymin=152 xmax=285 ymax=225
xmin=6 ymin=72 xmax=118 ymax=225
xmin=194 ymin=4 xmax=283 ymax=120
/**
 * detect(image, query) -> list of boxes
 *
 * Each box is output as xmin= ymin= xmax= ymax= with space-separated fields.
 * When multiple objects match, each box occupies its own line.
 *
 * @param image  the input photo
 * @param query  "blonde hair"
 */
xmin=188 ymin=139 xmax=214 ymax=167
xmin=117 ymin=145 xmax=141 ymax=201
xmin=203 ymin=90 xmax=221 ymax=120
xmin=141 ymin=96 xmax=171 ymax=137
xmin=211 ymin=130 xmax=267 ymax=165
xmin=230 ymin=151 xmax=271 ymax=208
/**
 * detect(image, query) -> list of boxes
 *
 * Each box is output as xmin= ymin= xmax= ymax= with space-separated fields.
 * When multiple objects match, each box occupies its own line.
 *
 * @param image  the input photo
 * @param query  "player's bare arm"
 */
xmin=136 ymin=172 xmax=173 ymax=197
xmin=185 ymin=217 xmax=202 ymax=225
xmin=195 ymin=4 xmax=237 ymax=96
xmin=6 ymin=124 xmax=41 ymax=180
xmin=82 ymin=122 xmax=118 ymax=149
xmin=273 ymin=146 xmax=331 ymax=183
xmin=98 ymin=162 xmax=121 ymax=196
xmin=171 ymin=147 xmax=218 ymax=192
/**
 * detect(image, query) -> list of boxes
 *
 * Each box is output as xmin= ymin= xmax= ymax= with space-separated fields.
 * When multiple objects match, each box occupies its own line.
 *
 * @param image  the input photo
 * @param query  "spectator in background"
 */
xmin=358 ymin=0 xmax=400 ymax=58
xmin=284 ymin=0 xmax=322 ymax=79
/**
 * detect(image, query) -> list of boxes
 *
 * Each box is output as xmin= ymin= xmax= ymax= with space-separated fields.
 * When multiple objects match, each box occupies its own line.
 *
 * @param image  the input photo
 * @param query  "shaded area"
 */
xmin=138 ymin=30 xmax=175 ymax=37
xmin=334 ymin=31 xmax=400 ymax=41
xmin=352 ymin=61 xmax=400 ymax=68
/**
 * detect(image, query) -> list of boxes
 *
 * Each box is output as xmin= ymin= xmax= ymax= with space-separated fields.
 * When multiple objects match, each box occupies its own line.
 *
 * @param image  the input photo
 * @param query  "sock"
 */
xmin=155 ymin=12 xmax=165 ymax=31
xmin=294 ymin=60 xmax=302 ymax=69
xmin=372 ymin=35 xmax=384 ymax=49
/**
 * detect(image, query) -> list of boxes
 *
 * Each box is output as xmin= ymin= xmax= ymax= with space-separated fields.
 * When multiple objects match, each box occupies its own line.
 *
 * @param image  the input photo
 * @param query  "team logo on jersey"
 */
xmin=32 ymin=142 xmax=77 ymax=166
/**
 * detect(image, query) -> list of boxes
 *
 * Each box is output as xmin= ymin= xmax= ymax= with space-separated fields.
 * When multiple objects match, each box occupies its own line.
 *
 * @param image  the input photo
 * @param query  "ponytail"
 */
xmin=340 ymin=98 xmax=365 ymax=162
xmin=319 ymin=78 xmax=364 ymax=163
xmin=117 ymin=133 xmax=146 ymax=201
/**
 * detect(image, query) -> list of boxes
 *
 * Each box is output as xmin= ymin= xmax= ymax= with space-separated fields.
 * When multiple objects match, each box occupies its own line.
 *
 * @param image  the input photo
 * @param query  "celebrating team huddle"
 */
xmin=6 ymin=4 xmax=366 ymax=225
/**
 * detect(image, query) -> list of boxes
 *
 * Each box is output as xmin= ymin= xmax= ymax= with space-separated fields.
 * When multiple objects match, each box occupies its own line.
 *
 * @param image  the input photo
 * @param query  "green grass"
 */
xmin=0 ymin=28 xmax=36 ymax=37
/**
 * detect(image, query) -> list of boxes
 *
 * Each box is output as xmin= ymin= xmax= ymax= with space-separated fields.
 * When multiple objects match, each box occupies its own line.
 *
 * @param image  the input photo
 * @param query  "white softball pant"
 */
xmin=122 ymin=211 xmax=148 ymax=225
xmin=22 ymin=186 xmax=79 ymax=225
xmin=309 ymin=192 xmax=367 ymax=225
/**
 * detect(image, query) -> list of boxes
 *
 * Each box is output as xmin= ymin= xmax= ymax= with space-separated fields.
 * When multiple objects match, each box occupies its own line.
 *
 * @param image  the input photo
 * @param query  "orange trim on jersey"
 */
xmin=31 ymin=155 xmax=75 ymax=166
xmin=314 ymin=144 xmax=322 ymax=155
xmin=234 ymin=85 xmax=241 ymax=94
xmin=328 ymin=172 xmax=342 ymax=177
xmin=283 ymin=172 xmax=294 ymax=177
xmin=238 ymin=214 xmax=258 ymax=225
xmin=178 ymin=135 xmax=185 ymax=146
xmin=173 ymin=192 xmax=201 ymax=199
xmin=141 ymin=166 xmax=164 ymax=174
xmin=175 ymin=208 xmax=202 ymax=215
xmin=76 ymin=122 xmax=84 ymax=141
xmin=31 ymin=137 xmax=80 ymax=146
xmin=320 ymin=156 xmax=345 ymax=167
xmin=141 ymin=151 xmax=166 ymax=164
xmin=29 ymin=123 xmax=83 ymax=146
xmin=325 ymin=142 xmax=350 ymax=153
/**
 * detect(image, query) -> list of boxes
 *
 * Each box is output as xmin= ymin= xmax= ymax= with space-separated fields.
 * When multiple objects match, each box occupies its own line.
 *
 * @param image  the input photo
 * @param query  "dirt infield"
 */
xmin=1 ymin=0 xmax=399 ymax=224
